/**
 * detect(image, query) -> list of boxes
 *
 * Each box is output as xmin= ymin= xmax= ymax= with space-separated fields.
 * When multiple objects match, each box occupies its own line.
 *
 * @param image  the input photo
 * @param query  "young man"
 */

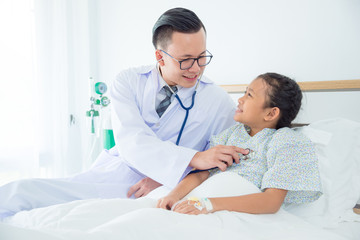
xmin=0 ymin=7 xmax=246 ymax=220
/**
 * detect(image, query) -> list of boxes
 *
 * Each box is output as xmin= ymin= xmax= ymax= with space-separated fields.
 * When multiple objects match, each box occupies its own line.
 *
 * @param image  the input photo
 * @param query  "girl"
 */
xmin=157 ymin=72 xmax=322 ymax=214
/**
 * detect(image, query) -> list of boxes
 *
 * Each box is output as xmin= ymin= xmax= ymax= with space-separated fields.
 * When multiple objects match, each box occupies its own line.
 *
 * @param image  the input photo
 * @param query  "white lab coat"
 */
xmin=108 ymin=65 xmax=236 ymax=188
xmin=0 ymin=65 xmax=235 ymax=219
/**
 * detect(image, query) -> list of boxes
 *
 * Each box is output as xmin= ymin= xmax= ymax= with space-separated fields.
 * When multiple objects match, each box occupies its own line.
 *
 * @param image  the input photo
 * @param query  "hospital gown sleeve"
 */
xmin=261 ymin=128 xmax=322 ymax=204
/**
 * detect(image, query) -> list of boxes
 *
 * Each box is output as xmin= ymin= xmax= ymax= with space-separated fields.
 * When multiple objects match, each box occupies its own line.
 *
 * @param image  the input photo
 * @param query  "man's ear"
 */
xmin=265 ymin=107 xmax=280 ymax=122
xmin=155 ymin=50 xmax=164 ymax=66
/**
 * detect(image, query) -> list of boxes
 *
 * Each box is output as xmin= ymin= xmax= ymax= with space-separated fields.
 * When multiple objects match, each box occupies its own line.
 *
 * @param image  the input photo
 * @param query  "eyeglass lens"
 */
xmin=181 ymin=56 xmax=212 ymax=70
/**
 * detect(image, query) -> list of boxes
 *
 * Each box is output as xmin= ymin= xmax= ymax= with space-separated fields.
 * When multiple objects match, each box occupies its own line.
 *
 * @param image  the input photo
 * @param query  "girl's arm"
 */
xmin=157 ymin=171 xmax=210 ymax=210
xmin=173 ymin=188 xmax=287 ymax=214
xmin=211 ymin=188 xmax=288 ymax=214
xmin=171 ymin=171 xmax=210 ymax=199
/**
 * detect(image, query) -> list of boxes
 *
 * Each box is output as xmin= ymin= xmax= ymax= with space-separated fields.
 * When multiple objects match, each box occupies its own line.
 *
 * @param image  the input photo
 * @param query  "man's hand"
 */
xmin=127 ymin=177 xmax=162 ymax=198
xmin=190 ymin=145 xmax=249 ymax=171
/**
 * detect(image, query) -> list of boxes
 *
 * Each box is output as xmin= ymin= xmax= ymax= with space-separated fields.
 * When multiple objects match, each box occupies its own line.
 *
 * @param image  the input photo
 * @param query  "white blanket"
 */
xmin=0 ymin=172 xmax=347 ymax=240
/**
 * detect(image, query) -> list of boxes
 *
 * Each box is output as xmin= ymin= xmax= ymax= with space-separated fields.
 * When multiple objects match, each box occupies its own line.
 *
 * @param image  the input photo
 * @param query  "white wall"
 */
xmin=92 ymin=0 xmax=360 ymax=123
xmin=297 ymin=91 xmax=360 ymax=123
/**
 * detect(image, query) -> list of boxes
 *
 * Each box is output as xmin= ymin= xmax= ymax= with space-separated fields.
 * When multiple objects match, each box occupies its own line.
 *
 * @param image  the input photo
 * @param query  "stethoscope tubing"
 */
xmin=156 ymin=64 xmax=200 ymax=146
xmin=175 ymin=91 xmax=196 ymax=145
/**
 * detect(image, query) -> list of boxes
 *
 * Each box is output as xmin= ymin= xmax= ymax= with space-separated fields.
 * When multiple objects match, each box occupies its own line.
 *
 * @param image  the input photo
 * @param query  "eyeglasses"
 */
xmin=160 ymin=50 xmax=213 ymax=70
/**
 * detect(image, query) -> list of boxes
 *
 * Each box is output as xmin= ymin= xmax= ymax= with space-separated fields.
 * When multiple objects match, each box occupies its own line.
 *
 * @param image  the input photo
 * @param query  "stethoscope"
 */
xmin=190 ymin=148 xmax=255 ymax=174
xmin=156 ymin=64 xmax=201 ymax=146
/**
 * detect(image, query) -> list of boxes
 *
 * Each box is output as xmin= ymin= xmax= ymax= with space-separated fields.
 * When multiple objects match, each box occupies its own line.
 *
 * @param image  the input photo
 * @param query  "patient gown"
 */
xmin=208 ymin=123 xmax=322 ymax=204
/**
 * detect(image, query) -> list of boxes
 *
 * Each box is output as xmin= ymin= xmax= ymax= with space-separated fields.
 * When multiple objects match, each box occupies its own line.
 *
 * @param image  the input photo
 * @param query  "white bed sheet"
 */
xmin=328 ymin=221 xmax=360 ymax=240
xmin=0 ymin=199 xmax=352 ymax=240
xmin=1 ymin=172 xmax=357 ymax=240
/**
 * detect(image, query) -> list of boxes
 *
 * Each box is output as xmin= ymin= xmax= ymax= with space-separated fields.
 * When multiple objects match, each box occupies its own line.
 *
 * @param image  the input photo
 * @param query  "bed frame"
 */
xmin=221 ymin=79 xmax=360 ymax=214
xmin=220 ymin=79 xmax=360 ymax=93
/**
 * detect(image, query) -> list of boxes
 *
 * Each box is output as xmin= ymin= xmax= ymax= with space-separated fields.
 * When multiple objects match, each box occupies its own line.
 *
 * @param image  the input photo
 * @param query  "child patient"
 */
xmin=157 ymin=72 xmax=322 ymax=215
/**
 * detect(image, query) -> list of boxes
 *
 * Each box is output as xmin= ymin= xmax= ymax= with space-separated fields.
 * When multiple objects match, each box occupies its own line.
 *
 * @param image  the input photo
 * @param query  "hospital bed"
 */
xmin=0 ymin=79 xmax=360 ymax=240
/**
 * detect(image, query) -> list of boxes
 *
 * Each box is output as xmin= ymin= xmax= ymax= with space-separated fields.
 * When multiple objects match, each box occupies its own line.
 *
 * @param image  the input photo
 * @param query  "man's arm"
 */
xmin=111 ymin=69 xmax=238 ymax=187
xmin=111 ymin=68 xmax=241 ymax=198
xmin=110 ymin=68 xmax=196 ymax=189
xmin=126 ymin=145 xmax=249 ymax=198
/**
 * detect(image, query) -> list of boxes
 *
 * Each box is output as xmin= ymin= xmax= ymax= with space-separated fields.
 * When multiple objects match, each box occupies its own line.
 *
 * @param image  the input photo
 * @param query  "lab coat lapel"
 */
xmin=144 ymin=66 xmax=198 ymax=120
xmin=141 ymin=68 xmax=160 ymax=123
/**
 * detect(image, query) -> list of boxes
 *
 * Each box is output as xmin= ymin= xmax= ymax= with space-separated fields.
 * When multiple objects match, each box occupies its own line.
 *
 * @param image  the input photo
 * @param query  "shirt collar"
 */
xmin=156 ymin=65 xmax=183 ymax=93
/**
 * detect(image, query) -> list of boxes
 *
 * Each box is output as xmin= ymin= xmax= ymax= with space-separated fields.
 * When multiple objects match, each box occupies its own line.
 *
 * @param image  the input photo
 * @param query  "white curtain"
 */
xmin=0 ymin=0 xmax=95 ymax=185
xmin=0 ymin=0 xmax=38 ymax=185
xmin=34 ymin=0 xmax=95 ymax=177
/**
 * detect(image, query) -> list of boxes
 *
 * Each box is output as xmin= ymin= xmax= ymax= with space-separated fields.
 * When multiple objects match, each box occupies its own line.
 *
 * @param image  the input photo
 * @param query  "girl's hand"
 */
xmin=172 ymin=199 xmax=209 ymax=215
xmin=156 ymin=194 xmax=180 ymax=210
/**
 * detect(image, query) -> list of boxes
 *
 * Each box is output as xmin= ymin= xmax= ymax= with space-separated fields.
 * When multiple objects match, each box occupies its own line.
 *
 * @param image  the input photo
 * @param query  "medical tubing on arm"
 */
xmin=201 ymin=198 xmax=214 ymax=212
xmin=175 ymin=91 xmax=196 ymax=145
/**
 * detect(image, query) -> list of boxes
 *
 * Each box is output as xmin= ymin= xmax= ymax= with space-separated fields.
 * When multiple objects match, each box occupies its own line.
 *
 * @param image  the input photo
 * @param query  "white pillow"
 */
xmin=147 ymin=172 xmax=261 ymax=200
xmin=289 ymin=118 xmax=360 ymax=226
xmin=185 ymin=171 xmax=261 ymax=199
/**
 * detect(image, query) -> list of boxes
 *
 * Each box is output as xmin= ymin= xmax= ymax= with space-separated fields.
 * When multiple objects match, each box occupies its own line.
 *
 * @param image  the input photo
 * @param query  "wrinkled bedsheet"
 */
xmin=0 ymin=172 xmax=347 ymax=240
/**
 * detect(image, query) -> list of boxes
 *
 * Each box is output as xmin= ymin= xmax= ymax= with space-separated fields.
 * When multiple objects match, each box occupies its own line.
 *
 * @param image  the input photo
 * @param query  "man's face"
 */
xmin=157 ymin=28 xmax=207 ymax=88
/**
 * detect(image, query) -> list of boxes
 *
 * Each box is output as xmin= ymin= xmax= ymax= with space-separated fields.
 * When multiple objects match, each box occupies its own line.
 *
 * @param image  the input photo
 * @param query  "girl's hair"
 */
xmin=152 ymin=7 xmax=206 ymax=50
xmin=258 ymin=73 xmax=302 ymax=129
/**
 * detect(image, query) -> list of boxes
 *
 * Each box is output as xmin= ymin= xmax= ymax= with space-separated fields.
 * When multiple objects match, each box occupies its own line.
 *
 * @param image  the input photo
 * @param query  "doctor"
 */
xmin=0 ymin=7 xmax=246 ymax=219
xmin=110 ymin=7 xmax=245 ymax=198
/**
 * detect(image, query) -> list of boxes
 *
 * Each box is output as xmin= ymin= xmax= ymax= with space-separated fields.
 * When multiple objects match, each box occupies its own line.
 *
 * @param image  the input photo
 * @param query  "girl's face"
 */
xmin=234 ymin=78 xmax=274 ymax=135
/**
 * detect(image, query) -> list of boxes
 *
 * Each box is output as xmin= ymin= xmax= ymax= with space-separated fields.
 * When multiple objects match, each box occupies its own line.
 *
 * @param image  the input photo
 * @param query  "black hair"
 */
xmin=152 ymin=7 xmax=206 ymax=49
xmin=257 ymin=73 xmax=302 ymax=129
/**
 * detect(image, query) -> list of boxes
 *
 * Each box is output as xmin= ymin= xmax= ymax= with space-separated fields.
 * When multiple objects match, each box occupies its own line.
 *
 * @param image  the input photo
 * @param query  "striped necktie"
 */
xmin=156 ymin=86 xmax=177 ymax=117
